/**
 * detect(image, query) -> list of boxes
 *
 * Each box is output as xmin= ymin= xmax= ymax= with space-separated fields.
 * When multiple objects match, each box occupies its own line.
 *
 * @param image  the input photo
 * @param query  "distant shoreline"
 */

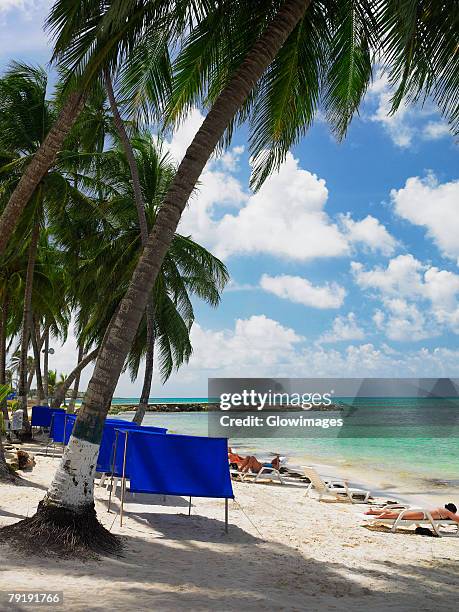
xmin=108 ymin=402 xmax=209 ymax=414
xmin=107 ymin=402 xmax=343 ymax=414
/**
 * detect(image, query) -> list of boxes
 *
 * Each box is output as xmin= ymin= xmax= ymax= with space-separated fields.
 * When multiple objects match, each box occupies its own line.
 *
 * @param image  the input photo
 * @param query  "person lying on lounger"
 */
xmin=239 ymin=454 xmax=281 ymax=474
xmin=365 ymin=503 xmax=459 ymax=523
xmin=228 ymin=448 xmax=246 ymax=469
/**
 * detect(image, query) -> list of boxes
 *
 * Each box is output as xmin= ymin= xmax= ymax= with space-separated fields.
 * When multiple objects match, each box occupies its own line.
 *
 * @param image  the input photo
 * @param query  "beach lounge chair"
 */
xmin=230 ymin=458 xmax=286 ymax=484
xmin=363 ymin=505 xmax=459 ymax=537
xmin=302 ymin=466 xmax=370 ymax=503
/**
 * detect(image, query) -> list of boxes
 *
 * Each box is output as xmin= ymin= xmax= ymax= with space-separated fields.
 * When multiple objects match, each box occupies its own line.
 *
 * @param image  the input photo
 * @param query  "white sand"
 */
xmin=1 ymin=442 xmax=458 ymax=611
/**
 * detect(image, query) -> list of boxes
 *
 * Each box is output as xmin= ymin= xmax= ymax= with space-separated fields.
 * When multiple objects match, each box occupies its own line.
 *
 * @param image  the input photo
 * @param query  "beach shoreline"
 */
xmin=109 ymin=410 xmax=459 ymax=509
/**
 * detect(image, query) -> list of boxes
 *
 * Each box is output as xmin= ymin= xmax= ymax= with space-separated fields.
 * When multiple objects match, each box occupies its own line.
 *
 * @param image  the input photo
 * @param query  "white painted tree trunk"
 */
xmin=44 ymin=436 xmax=99 ymax=510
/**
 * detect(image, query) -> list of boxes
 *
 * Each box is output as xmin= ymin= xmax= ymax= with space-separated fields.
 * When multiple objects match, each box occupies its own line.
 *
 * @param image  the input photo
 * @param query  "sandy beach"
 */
xmin=1 ymin=441 xmax=458 ymax=611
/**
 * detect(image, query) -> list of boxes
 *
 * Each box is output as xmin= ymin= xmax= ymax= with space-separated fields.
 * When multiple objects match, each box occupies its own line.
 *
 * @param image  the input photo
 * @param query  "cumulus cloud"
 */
xmin=352 ymin=254 xmax=459 ymax=339
xmin=172 ymin=111 xmax=395 ymax=262
xmin=166 ymin=108 xmax=205 ymax=163
xmin=422 ymin=121 xmax=452 ymax=141
xmin=366 ymin=72 xmax=452 ymax=148
xmin=351 ymin=254 xmax=425 ymax=297
xmin=319 ymin=312 xmax=365 ymax=343
xmin=390 ymin=173 xmax=459 ymax=264
xmin=164 ymin=316 xmax=459 ymax=389
xmin=339 ymin=213 xmax=397 ymax=256
xmin=373 ymin=298 xmax=435 ymax=341
xmin=260 ymin=274 xmax=346 ymax=309
xmin=40 ymin=312 xmax=459 ymax=396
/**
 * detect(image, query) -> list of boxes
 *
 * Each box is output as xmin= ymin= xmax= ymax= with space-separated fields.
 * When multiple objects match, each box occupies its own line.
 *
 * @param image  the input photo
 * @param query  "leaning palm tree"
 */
xmin=3 ymin=0 xmax=459 ymax=555
xmin=93 ymin=135 xmax=228 ymax=423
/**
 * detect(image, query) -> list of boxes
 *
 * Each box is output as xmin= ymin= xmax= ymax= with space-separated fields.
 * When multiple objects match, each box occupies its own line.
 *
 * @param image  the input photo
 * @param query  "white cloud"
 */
xmin=160 ymin=316 xmax=459 ymax=392
xmin=38 ymin=313 xmax=459 ymax=397
xmin=422 ymin=121 xmax=452 ymax=141
xmin=339 ymin=213 xmax=397 ymax=256
xmin=209 ymin=152 xmax=350 ymax=260
xmin=172 ymin=112 xmax=395 ymax=262
xmin=0 ymin=1 xmax=52 ymax=59
xmin=319 ymin=312 xmax=365 ymax=343
xmin=0 ymin=0 xmax=32 ymax=13
xmin=366 ymin=72 xmax=452 ymax=148
xmin=391 ymin=173 xmax=459 ymax=264
xmin=167 ymin=108 xmax=205 ymax=163
xmin=351 ymin=254 xmax=424 ymax=297
xmin=374 ymin=298 xmax=434 ymax=341
xmin=181 ymin=315 xmax=304 ymax=377
xmin=352 ymin=254 xmax=459 ymax=339
xmin=260 ymin=274 xmax=346 ymax=309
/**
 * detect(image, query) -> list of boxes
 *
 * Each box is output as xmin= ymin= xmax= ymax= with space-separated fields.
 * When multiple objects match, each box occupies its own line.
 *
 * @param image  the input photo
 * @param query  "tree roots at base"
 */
xmin=0 ymin=500 xmax=122 ymax=558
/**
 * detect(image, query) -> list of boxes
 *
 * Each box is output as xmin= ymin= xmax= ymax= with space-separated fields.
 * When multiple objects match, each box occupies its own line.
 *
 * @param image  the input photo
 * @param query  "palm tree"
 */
xmin=93 ymin=135 xmax=227 ymax=423
xmin=103 ymin=70 xmax=157 ymax=423
xmin=3 ymin=0 xmax=459 ymax=554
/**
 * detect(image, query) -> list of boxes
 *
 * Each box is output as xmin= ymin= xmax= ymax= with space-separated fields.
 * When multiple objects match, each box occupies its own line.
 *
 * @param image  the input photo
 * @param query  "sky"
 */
xmin=2 ymin=0 xmax=459 ymax=397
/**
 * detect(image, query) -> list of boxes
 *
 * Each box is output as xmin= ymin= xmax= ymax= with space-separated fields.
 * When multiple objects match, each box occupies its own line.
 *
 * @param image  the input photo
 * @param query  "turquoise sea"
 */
xmin=111 ymin=397 xmax=459 ymax=487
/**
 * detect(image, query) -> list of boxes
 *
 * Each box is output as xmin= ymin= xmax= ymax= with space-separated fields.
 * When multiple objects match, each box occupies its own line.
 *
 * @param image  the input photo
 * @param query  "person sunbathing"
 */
xmin=239 ymin=454 xmax=280 ymax=474
xmin=365 ymin=503 xmax=459 ymax=523
xmin=228 ymin=448 xmax=246 ymax=468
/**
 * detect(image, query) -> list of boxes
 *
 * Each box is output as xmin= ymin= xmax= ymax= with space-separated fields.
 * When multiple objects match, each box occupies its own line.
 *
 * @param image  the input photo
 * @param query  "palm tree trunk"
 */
xmin=27 ymin=323 xmax=46 ymax=394
xmin=1 ymin=0 xmax=311 ymax=554
xmin=68 ymin=344 xmax=84 ymax=413
xmin=104 ymin=69 xmax=149 ymax=244
xmin=30 ymin=317 xmax=44 ymax=402
xmin=0 ymin=294 xmax=9 ymax=425
xmin=0 ymin=91 xmax=84 ymax=256
xmin=0 ymin=435 xmax=15 ymax=483
xmin=51 ymin=348 xmax=98 ymax=409
xmin=18 ymin=218 xmax=40 ymax=430
xmin=104 ymin=68 xmax=156 ymax=424
xmin=43 ymin=326 xmax=50 ymax=405
xmin=133 ymin=307 xmax=154 ymax=425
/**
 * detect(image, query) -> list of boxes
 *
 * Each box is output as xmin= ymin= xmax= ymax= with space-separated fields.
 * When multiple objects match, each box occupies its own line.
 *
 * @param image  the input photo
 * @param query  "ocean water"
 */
xmin=111 ymin=398 xmax=459 ymax=487
xmin=111 ymin=397 xmax=208 ymax=405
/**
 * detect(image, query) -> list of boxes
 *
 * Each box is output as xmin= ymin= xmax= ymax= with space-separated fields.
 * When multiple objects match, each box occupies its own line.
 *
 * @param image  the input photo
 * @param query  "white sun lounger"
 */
xmin=230 ymin=457 xmax=286 ymax=484
xmin=302 ymin=466 xmax=370 ymax=503
xmin=363 ymin=505 xmax=459 ymax=537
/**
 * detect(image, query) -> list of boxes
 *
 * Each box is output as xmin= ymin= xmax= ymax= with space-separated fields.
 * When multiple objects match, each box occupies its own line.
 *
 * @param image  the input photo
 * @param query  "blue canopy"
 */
xmin=123 ymin=430 xmax=234 ymax=499
xmin=50 ymin=412 xmax=76 ymax=444
xmin=32 ymin=406 xmax=65 ymax=427
xmin=96 ymin=420 xmax=167 ymax=473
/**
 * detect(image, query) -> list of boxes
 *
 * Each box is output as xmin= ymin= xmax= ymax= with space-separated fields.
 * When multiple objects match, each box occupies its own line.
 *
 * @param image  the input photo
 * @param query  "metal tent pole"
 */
xmin=62 ymin=415 xmax=67 ymax=449
xmin=119 ymin=431 xmax=129 ymax=527
xmin=225 ymin=498 xmax=229 ymax=533
xmin=188 ymin=496 xmax=192 ymax=516
xmin=108 ymin=429 xmax=119 ymax=512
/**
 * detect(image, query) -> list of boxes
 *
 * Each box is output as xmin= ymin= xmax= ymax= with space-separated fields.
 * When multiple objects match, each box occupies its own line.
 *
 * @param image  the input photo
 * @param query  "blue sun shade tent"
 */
xmin=96 ymin=420 xmax=167 ymax=473
xmin=122 ymin=430 xmax=234 ymax=499
xmin=32 ymin=405 xmax=65 ymax=427
xmin=50 ymin=412 xmax=76 ymax=444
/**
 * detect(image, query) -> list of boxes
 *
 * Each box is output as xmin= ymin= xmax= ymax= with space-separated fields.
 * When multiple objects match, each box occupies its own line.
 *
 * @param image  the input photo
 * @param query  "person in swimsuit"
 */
xmin=228 ymin=448 xmax=246 ymax=469
xmin=365 ymin=502 xmax=459 ymax=523
xmin=239 ymin=454 xmax=281 ymax=474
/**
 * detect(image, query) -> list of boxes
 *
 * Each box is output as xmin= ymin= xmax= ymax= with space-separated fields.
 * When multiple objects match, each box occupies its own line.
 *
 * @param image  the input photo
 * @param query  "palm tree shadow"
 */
xmin=0 ymin=508 xmax=27 ymax=520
